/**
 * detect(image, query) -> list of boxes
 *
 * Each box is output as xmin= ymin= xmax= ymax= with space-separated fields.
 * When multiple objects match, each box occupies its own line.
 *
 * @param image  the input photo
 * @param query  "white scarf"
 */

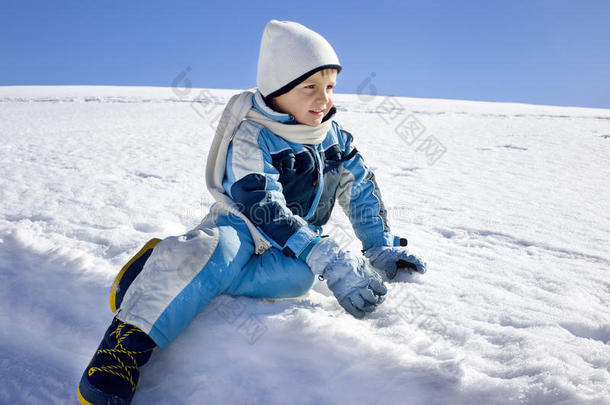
xmin=205 ymin=89 xmax=332 ymax=254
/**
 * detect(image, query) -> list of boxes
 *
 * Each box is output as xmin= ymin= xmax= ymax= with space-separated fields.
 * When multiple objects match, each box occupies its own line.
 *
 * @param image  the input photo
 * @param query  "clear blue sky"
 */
xmin=2 ymin=0 xmax=609 ymax=108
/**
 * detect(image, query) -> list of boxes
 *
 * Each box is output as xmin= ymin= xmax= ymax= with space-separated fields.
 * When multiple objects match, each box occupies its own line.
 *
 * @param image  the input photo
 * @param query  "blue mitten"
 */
xmin=305 ymin=237 xmax=387 ymax=319
xmin=364 ymin=238 xmax=427 ymax=279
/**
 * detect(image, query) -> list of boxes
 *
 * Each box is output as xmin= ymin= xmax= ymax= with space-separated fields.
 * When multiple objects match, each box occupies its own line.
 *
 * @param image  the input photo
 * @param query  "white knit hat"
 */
xmin=257 ymin=20 xmax=342 ymax=103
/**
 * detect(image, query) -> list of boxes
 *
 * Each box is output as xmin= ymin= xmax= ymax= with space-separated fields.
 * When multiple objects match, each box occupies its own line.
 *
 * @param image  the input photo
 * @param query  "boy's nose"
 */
xmin=316 ymin=91 xmax=330 ymax=104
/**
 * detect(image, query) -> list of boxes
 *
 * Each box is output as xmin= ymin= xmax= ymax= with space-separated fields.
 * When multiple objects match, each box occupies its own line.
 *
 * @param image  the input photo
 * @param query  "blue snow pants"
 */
xmin=116 ymin=205 xmax=316 ymax=348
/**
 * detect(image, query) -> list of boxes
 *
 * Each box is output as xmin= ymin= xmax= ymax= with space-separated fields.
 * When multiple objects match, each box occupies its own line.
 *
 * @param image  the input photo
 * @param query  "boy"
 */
xmin=77 ymin=20 xmax=426 ymax=405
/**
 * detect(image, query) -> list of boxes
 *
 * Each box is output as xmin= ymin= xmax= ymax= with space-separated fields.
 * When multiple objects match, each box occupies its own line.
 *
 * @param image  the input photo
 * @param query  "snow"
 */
xmin=0 ymin=85 xmax=608 ymax=405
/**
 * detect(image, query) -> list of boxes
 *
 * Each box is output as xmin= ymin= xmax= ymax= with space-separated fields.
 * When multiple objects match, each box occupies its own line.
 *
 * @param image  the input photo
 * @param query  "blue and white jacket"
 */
xmin=222 ymin=92 xmax=399 ymax=261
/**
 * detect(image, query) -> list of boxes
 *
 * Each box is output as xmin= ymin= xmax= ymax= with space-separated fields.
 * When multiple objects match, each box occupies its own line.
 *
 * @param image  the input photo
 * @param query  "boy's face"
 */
xmin=271 ymin=69 xmax=338 ymax=127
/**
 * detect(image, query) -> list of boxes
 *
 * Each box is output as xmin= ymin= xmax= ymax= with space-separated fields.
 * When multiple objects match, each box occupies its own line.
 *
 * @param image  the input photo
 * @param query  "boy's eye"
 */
xmin=304 ymin=84 xmax=334 ymax=90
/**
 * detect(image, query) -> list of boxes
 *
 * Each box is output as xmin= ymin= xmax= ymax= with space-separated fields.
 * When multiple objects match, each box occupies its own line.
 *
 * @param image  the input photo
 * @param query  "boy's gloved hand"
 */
xmin=364 ymin=238 xmax=427 ymax=279
xmin=305 ymin=237 xmax=387 ymax=319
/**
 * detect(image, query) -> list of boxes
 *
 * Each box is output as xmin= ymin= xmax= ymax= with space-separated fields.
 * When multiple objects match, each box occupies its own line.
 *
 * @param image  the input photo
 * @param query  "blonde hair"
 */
xmin=318 ymin=68 xmax=337 ymax=77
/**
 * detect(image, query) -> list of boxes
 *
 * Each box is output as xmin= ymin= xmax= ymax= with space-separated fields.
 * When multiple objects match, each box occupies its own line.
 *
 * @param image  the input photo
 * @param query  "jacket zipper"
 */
xmin=311 ymin=146 xmax=321 ymax=187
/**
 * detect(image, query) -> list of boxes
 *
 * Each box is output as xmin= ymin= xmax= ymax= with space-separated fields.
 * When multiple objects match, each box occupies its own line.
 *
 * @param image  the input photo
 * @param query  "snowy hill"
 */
xmin=0 ymin=86 xmax=608 ymax=405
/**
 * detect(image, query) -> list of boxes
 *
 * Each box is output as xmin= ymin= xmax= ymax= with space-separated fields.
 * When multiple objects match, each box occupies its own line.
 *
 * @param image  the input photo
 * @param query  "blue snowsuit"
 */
xmin=116 ymin=93 xmax=398 ymax=348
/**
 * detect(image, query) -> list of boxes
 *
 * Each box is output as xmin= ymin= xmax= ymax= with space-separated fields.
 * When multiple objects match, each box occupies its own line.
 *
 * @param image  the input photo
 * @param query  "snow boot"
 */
xmin=77 ymin=317 xmax=156 ymax=405
xmin=109 ymin=238 xmax=161 ymax=312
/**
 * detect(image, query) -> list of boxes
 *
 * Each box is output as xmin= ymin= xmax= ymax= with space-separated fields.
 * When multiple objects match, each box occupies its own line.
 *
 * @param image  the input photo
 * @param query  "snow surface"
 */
xmin=0 ymin=86 xmax=609 ymax=405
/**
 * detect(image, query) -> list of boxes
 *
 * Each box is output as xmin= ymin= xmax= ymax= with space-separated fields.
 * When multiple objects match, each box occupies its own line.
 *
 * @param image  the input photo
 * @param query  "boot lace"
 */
xmin=88 ymin=323 xmax=153 ymax=392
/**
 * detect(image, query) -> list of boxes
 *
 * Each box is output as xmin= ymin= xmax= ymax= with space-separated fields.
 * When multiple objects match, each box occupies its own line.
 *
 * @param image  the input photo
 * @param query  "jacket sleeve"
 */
xmin=222 ymin=121 xmax=321 ymax=260
xmin=336 ymin=125 xmax=400 ymax=251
